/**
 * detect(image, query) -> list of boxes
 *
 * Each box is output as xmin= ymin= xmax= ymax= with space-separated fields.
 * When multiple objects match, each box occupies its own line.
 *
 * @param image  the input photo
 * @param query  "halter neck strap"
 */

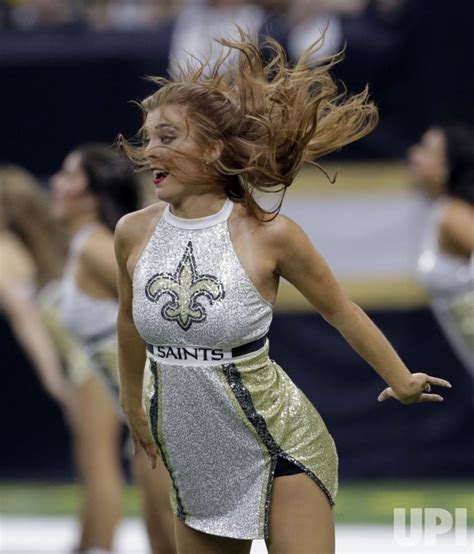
xmin=163 ymin=198 xmax=234 ymax=229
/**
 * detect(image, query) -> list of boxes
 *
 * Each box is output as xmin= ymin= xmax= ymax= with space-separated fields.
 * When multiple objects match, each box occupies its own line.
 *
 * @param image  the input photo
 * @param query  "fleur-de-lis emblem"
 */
xmin=145 ymin=241 xmax=225 ymax=331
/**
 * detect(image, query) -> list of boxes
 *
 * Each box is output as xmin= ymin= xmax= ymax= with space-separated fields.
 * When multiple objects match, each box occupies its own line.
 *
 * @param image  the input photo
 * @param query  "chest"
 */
xmin=132 ymin=219 xmax=273 ymax=348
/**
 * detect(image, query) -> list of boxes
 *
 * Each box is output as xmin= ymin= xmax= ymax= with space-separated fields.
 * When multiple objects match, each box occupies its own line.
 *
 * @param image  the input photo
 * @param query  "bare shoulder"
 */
xmin=231 ymin=205 xmax=311 ymax=277
xmin=116 ymin=203 xmax=165 ymax=240
xmin=115 ymin=202 xmax=166 ymax=273
xmin=80 ymin=225 xmax=113 ymax=263
xmin=442 ymin=197 xmax=474 ymax=221
xmin=232 ymin=203 xmax=303 ymax=245
xmin=115 ymin=203 xmax=165 ymax=250
xmin=254 ymin=212 xmax=307 ymax=252
xmin=440 ymin=197 xmax=474 ymax=253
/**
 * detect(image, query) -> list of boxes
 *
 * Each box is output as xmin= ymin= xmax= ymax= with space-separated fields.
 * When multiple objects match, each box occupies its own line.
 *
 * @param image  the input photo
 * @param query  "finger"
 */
xmin=139 ymin=439 xmax=156 ymax=467
xmin=378 ymin=388 xmax=395 ymax=402
xmin=144 ymin=443 xmax=157 ymax=469
xmin=132 ymin=435 xmax=140 ymax=456
xmin=426 ymin=376 xmax=452 ymax=388
xmin=417 ymin=393 xmax=444 ymax=403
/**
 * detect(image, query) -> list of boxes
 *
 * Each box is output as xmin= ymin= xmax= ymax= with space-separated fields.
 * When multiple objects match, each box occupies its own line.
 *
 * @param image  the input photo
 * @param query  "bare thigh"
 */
xmin=74 ymin=374 xmax=123 ymax=549
xmin=132 ymin=450 xmax=176 ymax=554
xmin=75 ymin=374 xmax=122 ymax=470
xmin=174 ymin=518 xmax=252 ymax=554
xmin=266 ymin=474 xmax=335 ymax=554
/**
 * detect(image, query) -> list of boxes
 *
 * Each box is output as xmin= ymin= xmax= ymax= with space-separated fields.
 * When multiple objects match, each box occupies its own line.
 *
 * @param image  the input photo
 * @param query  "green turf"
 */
xmin=335 ymin=481 xmax=474 ymax=525
xmin=0 ymin=482 xmax=142 ymax=517
xmin=0 ymin=481 xmax=473 ymax=525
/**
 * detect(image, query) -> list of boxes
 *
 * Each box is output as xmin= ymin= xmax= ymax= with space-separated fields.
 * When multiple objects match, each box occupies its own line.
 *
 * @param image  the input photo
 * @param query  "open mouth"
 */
xmin=152 ymin=170 xmax=169 ymax=185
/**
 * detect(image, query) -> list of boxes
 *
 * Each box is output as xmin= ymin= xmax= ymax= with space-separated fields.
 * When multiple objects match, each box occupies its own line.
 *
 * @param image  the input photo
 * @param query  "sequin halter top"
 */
xmin=132 ymin=198 xmax=273 ymax=355
xmin=60 ymin=224 xmax=118 ymax=348
xmin=416 ymin=198 xmax=473 ymax=294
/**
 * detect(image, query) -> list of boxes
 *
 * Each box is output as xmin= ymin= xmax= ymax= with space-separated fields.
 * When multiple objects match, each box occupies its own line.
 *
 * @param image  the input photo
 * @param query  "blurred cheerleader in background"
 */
xmin=409 ymin=124 xmax=474 ymax=379
xmin=0 ymin=166 xmax=75 ymax=419
xmin=49 ymin=143 xmax=176 ymax=554
xmin=0 ymin=157 xmax=175 ymax=553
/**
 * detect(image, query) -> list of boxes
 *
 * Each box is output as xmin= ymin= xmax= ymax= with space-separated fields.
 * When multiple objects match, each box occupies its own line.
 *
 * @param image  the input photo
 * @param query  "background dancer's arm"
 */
xmin=0 ymin=274 xmax=76 ymax=422
xmin=269 ymin=216 xmax=452 ymax=405
xmin=115 ymin=215 xmax=158 ymax=468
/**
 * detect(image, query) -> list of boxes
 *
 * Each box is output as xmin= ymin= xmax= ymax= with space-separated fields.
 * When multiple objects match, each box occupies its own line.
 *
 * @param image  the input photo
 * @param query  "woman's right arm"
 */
xmin=115 ymin=213 xmax=158 ymax=468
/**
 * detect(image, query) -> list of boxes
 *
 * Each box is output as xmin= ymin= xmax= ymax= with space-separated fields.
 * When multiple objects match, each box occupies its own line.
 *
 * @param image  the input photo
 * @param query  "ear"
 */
xmin=206 ymin=139 xmax=224 ymax=164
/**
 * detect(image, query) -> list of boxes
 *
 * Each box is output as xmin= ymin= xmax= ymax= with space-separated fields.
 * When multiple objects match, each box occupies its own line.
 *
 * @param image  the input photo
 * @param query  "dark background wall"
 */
xmin=1 ymin=0 xmax=474 ymax=176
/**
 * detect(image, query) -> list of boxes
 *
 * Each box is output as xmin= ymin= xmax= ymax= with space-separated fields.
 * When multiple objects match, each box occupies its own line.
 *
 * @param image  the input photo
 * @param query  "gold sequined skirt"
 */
xmin=37 ymin=283 xmax=92 ymax=386
xmin=144 ymin=343 xmax=338 ymax=540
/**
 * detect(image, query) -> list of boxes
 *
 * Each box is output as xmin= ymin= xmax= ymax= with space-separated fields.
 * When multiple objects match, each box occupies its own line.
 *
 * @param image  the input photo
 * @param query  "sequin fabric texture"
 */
xmin=37 ymin=281 xmax=93 ymax=386
xmin=40 ymin=280 xmax=122 ymax=411
xmin=44 ymin=224 xmax=123 ymax=408
xmin=134 ymin=199 xmax=338 ymax=540
xmin=59 ymin=224 xmax=118 ymax=346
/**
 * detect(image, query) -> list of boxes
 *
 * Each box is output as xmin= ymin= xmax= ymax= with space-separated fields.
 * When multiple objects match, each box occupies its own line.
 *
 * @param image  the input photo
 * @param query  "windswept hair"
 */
xmin=121 ymin=29 xmax=378 ymax=217
xmin=75 ymin=143 xmax=141 ymax=230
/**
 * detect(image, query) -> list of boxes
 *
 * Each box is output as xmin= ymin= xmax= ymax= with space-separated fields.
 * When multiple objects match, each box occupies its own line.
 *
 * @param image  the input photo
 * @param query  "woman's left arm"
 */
xmin=270 ymin=216 xmax=452 ymax=405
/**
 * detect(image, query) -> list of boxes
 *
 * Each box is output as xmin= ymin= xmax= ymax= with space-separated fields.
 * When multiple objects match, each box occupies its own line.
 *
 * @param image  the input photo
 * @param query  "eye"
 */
xmin=160 ymin=135 xmax=175 ymax=145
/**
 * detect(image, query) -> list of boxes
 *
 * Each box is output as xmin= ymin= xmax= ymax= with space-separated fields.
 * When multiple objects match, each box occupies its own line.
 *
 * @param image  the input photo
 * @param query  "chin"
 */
xmin=154 ymin=185 xmax=180 ymax=203
xmin=154 ymin=188 xmax=170 ymax=202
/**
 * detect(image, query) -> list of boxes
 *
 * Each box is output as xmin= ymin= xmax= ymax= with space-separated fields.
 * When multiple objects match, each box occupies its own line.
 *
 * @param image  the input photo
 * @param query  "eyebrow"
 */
xmin=153 ymin=123 xmax=179 ymax=131
xmin=142 ymin=122 xmax=180 ymax=135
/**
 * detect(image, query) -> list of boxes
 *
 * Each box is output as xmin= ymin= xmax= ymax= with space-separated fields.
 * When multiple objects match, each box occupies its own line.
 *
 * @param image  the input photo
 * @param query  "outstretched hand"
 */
xmin=126 ymin=408 xmax=159 ymax=469
xmin=378 ymin=373 xmax=452 ymax=405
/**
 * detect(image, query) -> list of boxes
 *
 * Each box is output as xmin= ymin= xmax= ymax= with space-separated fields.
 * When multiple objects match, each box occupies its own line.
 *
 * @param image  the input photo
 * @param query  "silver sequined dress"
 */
xmin=133 ymin=198 xmax=338 ymax=540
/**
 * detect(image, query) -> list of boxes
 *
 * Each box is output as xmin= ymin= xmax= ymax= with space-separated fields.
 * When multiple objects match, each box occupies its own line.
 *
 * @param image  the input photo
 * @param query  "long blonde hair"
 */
xmin=122 ymin=29 xmax=378 ymax=217
xmin=0 ymin=166 xmax=66 ymax=286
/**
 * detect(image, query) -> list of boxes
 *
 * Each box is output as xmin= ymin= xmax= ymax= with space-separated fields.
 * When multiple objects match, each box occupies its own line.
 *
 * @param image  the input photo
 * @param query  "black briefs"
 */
xmin=274 ymin=456 xmax=304 ymax=478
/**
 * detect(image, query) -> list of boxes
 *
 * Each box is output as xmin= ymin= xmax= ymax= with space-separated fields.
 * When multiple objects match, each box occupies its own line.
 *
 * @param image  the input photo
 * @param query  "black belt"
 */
xmin=145 ymin=334 xmax=268 ymax=361
xmin=231 ymin=335 xmax=267 ymax=358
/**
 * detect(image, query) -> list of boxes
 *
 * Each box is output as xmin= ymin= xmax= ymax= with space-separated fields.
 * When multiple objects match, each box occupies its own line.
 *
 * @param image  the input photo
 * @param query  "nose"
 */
xmin=144 ymin=143 xmax=154 ymax=159
xmin=144 ymin=138 xmax=157 ymax=155
xmin=144 ymin=137 xmax=164 ymax=160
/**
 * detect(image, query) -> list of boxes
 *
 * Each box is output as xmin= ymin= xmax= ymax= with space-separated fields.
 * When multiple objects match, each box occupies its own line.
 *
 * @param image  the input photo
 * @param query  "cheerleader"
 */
xmin=116 ymin=32 xmax=452 ymax=553
xmin=409 ymin=124 xmax=474 ymax=377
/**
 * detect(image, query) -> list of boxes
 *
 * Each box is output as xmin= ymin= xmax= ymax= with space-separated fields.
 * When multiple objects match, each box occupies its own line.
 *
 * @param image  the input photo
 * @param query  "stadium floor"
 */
xmin=1 ymin=481 xmax=472 ymax=553
xmin=1 ymin=516 xmax=473 ymax=553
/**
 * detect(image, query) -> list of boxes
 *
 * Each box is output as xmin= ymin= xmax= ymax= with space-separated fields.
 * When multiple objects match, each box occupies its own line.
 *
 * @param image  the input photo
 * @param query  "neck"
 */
xmin=65 ymin=213 xmax=100 ymax=237
xmin=169 ymin=192 xmax=228 ymax=219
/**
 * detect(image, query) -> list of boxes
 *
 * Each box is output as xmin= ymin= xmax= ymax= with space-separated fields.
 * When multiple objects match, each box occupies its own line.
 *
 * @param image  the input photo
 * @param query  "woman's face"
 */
xmin=50 ymin=152 xmax=93 ymax=222
xmin=143 ymin=104 xmax=217 ymax=203
xmin=407 ymin=128 xmax=448 ymax=198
